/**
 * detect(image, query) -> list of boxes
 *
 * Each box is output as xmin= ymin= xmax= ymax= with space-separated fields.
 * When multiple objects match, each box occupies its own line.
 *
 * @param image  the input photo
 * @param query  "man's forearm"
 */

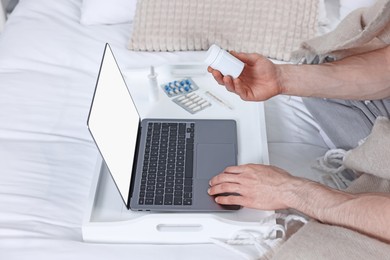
xmin=287 ymin=179 xmax=390 ymax=243
xmin=278 ymin=46 xmax=390 ymax=100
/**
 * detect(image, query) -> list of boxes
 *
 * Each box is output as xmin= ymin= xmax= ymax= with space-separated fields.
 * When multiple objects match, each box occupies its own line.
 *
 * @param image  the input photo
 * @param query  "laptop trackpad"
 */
xmin=195 ymin=143 xmax=236 ymax=180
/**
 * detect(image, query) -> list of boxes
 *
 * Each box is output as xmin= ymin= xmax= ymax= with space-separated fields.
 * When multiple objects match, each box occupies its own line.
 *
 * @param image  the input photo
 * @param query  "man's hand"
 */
xmin=207 ymin=52 xmax=283 ymax=101
xmin=209 ymin=46 xmax=390 ymax=101
xmin=208 ymin=164 xmax=305 ymax=210
xmin=209 ymin=163 xmax=390 ymax=243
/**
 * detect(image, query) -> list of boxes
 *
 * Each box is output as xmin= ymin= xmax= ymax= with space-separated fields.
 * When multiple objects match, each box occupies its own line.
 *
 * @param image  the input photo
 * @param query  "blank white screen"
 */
xmin=88 ymin=45 xmax=139 ymax=205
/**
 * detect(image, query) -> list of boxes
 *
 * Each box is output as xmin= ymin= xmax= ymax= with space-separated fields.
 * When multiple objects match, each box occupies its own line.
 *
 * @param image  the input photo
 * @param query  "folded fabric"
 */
xmin=272 ymin=116 xmax=390 ymax=259
xmin=344 ymin=117 xmax=390 ymax=180
xmin=272 ymin=175 xmax=390 ymax=259
xmin=272 ymin=216 xmax=390 ymax=260
xmin=292 ymin=0 xmax=390 ymax=63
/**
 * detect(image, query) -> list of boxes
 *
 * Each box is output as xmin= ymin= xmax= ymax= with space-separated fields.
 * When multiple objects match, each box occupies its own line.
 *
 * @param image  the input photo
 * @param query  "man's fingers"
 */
xmin=209 ymin=172 xmax=242 ymax=186
xmin=209 ymin=165 xmax=255 ymax=185
xmin=223 ymin=76 xmax=235 ymax=92
xmin=230 ymin=51 xmax=261 ymax=66
xmin=224 ymin=164 xmax=252 ymax=174
xmin=210 ymin=69 xmax=225 ymax=85
xmin=208 ymin=182 xmax=244 ymax=196
xmin=214 ymin=194 xmax=246 ymax=206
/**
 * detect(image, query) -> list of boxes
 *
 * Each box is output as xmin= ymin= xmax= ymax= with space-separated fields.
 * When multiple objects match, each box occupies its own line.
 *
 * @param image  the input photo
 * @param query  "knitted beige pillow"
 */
xmin=128 ymin=0 xmax=319 ymax=61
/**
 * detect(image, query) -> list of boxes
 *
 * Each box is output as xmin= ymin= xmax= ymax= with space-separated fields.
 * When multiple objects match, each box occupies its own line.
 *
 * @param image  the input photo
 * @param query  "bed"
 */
xmin=0 ymin=0 xmax=350 ymax=259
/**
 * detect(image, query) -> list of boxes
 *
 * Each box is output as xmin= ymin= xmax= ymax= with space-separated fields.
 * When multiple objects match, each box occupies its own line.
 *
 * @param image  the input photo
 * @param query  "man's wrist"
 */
xmin=277 ymin=64 xmax=295 ymax=96
xmin=280 ymin=176 xmax=312 ymax=210
xmin=284 ymin=178 xmax=355 ymax=222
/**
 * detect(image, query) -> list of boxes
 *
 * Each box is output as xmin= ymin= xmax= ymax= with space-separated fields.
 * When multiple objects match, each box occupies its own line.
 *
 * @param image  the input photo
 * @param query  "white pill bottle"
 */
xmin=204 ymin=44 xmax=245 ymax=79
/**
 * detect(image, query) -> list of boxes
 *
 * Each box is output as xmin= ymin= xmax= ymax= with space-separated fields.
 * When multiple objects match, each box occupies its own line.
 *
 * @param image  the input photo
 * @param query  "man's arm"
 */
xmin=280 ymin=45 xmax=390 ymax=100
xmin=208 ymin=164 xmax=390 ymax=243
xmin=209 ymin=45 xmax=390 ymax=101
xmin=290 ymin=179 xmax=390 ymax=243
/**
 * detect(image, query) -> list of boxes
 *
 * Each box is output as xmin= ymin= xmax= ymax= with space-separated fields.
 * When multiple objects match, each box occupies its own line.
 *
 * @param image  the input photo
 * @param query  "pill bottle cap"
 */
xmin=204 ymin=44 xmax=244 ymax=78
xmin=204 ymin=44 xmax=222 ymax=67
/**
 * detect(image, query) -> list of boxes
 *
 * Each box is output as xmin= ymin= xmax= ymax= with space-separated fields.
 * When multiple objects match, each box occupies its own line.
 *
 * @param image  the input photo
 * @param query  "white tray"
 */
xmin=82 ymin=64 xmax=272 ymax=244
xmin=82 ymin=156 xmax=274 ymax=244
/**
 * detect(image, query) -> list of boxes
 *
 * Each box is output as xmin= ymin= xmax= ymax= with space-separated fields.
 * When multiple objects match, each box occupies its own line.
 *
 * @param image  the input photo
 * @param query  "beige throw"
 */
xmin=272 ymin=117 xmax=390 ymax=259
xmin=292 ymin=0 xmax=390 ymax=63
xmin=344 ymin=117 xmax=390 ymax=180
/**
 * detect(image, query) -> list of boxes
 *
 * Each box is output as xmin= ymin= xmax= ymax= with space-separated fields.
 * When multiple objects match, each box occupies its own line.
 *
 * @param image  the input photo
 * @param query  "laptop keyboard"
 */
xmin=138 ymin=122 xmax=194 ymax=206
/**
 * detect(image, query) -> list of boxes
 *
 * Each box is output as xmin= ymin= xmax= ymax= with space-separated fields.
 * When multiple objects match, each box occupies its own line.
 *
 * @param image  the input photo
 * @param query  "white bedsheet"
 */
xmin=0 ymin=0 xmax=336 ymax=259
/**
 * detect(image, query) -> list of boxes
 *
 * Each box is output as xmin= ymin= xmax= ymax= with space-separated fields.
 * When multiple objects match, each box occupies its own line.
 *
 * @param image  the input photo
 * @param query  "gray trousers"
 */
xmin=303 ymin=98 xmax=390 ymax=150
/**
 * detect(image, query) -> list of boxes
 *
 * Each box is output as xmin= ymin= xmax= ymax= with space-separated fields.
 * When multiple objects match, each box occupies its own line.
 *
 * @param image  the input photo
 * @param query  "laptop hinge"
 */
xmin=127 ymin=120 xmax=142 ymax=209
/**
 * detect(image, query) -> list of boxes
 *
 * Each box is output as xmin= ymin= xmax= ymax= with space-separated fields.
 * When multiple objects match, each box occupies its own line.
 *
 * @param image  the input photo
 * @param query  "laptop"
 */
xmin=87 ymin=44 xmax=239 ymax=212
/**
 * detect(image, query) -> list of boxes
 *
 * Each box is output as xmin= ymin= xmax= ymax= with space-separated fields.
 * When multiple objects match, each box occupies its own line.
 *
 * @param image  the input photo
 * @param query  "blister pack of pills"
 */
xmin=172 ymin=92 xmax=211 ymax=114
xmin=161 ymin=78 xmax=199 ymax=97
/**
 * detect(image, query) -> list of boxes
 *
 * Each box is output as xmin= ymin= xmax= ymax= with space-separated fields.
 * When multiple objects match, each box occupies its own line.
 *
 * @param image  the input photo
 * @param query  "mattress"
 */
xmin=0 ymin=0 xmax=340 ymax=259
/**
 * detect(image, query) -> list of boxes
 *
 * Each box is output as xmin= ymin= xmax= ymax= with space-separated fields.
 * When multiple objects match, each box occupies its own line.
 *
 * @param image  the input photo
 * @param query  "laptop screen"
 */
xmin=87 ymin=44 xmax=140 ymax=205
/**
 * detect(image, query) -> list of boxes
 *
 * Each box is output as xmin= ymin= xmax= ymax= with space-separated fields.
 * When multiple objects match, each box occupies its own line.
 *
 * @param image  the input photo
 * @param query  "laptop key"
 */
xmin=145 ymin=198 xmax=154 ymax=205
xmin=147 ymin=179 xmax=156 ymax=185
xmin=184 ymin=178 xmax=192 ymax=186
xmin=165 ymin=187 xmax=173 ymax=194
xmin=164 ymin=194 xmax=173 ymax=205
xmin=174 ymin=197 xmax=183 ymax=205
xmin=186 ymin=143 xmax=194 ymax=150
xmin=175 ymin=184 xmax=183 ymax=190
xmin=184 ymin=186 xmax=192 ymax=193
xmin=185 ymin=149 xmax=193 ymax=178
xmin=146 ymin=192 xmax=154 ymax=198
xmin=155 ymin=196 xmax=163 ymax=205
xmin=183 ymin=198 xmax=192 ymax=205
xmin=138 ymin=198 xmax=145 ymax=205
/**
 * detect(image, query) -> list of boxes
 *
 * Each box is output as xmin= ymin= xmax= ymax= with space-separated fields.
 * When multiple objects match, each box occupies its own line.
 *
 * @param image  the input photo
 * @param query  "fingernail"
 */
xmin=207 ymin=188 xmax=211 ymax=194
